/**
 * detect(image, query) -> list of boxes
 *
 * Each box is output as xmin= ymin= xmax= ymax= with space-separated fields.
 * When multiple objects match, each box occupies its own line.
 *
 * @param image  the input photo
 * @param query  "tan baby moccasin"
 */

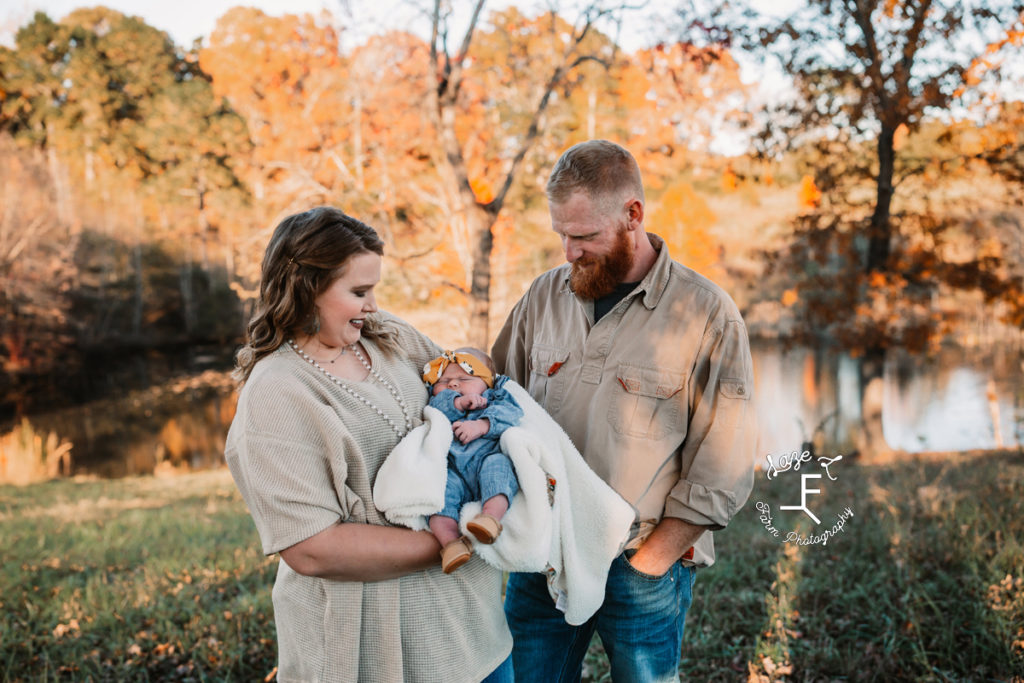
xmin=466 ymin=513 xmax=503 ymax=545
xmin=441 ymin=536 xmax=473 ymax=573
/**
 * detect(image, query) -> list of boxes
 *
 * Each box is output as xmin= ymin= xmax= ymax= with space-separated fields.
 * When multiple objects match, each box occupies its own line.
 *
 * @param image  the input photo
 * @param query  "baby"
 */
xmin=422 ymin=348 xmax=523 ymax=573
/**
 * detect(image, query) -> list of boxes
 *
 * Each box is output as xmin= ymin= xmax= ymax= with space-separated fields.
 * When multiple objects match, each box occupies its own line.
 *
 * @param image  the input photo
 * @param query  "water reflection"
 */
xmin=12 ymin=371 xmax=237 ymax=479
xmin=752 ymin=342 xmax=1024 ymax=457
xmin=3 ymin=342 xmax=1021 ymax=481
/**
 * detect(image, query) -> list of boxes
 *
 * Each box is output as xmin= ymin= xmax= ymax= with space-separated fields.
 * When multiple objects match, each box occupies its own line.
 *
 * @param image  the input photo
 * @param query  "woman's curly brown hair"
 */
xmin=234 ymin=207 xmax=398 ymax=383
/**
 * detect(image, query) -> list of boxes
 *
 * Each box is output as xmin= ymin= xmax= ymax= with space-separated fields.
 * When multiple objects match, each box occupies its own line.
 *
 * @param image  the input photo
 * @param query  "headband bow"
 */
xmin=422 ymin=350 xmax=494 ymax=389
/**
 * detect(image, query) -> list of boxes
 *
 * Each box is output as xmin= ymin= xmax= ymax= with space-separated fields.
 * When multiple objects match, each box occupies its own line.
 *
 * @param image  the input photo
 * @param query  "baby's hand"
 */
xmin=452 ymin=419 xmax=490 ymax=444
xmin=454 ymin=394 xmax=488 ymax=412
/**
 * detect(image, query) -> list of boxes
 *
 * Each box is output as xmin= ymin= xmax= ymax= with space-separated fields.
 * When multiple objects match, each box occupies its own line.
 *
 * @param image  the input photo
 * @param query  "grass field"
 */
xmin=2 ymin=450 xmax=1022 ymax=682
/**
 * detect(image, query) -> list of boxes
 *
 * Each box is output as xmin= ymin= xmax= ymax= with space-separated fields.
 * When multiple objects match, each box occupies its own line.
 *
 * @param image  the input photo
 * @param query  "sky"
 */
xmin=1 ymin=0 xmax=795 ymax=54
xmin=2 ymin=0 xmax=363 ymax=47
xmin=0 ymin=0 xmax=795 ymax=154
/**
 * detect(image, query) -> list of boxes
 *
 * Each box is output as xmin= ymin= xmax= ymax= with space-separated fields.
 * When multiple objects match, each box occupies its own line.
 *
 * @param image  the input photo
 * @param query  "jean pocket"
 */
xmin=620 ymin=550 xmax=673 ymax=582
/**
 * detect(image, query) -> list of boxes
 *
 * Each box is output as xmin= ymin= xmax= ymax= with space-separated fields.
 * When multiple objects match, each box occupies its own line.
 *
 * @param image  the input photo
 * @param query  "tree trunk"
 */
xmin=45 ymin=125 xmax=72 ymax=228
xmin=858 ymin=123 xmax=899 ymax=459
xmin=867 ymin=122 xmax=896 ymax=270
xmin=857 ymin=348 xmax=891 ymax=460
xmin=132 ymin=203 xmax=144 ymax=338
xmin=467 ymin=205 xmax=497 ymax=348
xmin=196 ymin=162 xmax=212 ymax=272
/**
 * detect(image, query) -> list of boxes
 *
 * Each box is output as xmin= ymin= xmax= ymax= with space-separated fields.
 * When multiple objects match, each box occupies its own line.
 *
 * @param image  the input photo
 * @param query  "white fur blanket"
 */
xmin=372 ymin=380 xmax=635 ymax=625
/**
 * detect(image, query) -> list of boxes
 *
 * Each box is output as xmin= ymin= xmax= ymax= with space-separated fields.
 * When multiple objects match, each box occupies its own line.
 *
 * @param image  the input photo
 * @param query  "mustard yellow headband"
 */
xmin=422 ymin=350 xmax=494 ymax=389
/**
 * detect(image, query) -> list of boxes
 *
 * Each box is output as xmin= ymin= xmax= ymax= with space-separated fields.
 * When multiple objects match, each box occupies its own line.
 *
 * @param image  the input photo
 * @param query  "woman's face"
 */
xmin=313 ymin=251 xmax=381 ymax=348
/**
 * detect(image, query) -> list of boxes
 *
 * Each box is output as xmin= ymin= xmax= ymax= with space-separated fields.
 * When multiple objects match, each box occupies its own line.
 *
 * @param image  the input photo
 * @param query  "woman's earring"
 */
xmin=304 ymin=314 xmax=320 ymax=335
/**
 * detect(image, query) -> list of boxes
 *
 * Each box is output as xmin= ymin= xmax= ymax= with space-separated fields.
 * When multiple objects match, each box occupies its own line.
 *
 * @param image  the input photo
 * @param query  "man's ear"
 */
xmin=625 ymin=198 xmax=644 ymax=231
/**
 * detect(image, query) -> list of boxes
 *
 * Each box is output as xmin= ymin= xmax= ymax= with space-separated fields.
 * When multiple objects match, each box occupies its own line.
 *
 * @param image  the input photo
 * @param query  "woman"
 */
xmin=225 ymin=207 xmax=512 ymax=682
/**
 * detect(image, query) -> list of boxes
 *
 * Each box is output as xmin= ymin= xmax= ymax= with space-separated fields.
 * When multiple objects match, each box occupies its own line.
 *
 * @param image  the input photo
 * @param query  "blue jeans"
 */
xmin=439 ymin=451 xmax=519 ymax=519
xmin=504 ymin=552 xmax=696 ymax=683
xmin=480 ymin=654 xmax=513 ymax=683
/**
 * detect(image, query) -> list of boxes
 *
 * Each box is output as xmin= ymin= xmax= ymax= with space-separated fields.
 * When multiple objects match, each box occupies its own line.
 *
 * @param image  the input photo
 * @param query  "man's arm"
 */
xmin=648 ymin=318 xmax=756 ymax=573
xmin=491 ymin=288 xmax=532 ymax=382
xmin=625 ymin=517 xmax=707 ymax=576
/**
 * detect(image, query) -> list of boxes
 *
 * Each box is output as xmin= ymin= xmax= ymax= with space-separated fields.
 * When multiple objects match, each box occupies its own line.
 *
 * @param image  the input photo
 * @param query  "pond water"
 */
xmin=3 ymin=341 xmax=1021 ymax=481
xmin=753 ymin=341 xmax=1024 ymax=458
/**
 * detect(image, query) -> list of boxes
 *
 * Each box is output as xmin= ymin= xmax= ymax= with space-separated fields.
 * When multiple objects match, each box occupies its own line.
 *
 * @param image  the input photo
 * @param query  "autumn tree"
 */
xmin=692 ymin=0 xmax=1024 ymax=456
xmin=426 ymin=0 xmax=634 ymax=346
xmin=0 ymin=8 xmax=250 ymax=388
xmin=200 ymin=8 xmax=352 ymax=224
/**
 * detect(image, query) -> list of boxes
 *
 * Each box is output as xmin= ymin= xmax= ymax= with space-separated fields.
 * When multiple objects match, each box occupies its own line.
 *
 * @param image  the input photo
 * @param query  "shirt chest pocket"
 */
xmin=528 ymin=344 xmax=570 ymax=409
xmin=608 ymin=363 xmax=686 ymax=440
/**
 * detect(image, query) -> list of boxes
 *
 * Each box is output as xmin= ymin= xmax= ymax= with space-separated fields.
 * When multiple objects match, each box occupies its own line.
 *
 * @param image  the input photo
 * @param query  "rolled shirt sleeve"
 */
xmin=664 ymin=319 xmax=756 ymax=530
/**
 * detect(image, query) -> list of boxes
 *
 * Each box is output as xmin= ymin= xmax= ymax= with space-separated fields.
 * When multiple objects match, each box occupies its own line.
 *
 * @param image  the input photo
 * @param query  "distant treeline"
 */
xmin=2 ymin=3 xmax=1022 ymax=420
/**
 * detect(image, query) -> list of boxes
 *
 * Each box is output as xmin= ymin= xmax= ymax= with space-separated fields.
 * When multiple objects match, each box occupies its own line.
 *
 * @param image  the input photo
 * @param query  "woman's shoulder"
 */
xmin=375 ymin=311 xmax=441 ymax=366
xmin=238 ymin=347 xmax=312 ymax=408
xmin=377 ymin=311 xmax=427 ymax=341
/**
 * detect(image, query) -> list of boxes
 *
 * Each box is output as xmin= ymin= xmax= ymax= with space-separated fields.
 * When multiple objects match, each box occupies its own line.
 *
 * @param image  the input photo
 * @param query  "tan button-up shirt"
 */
xmin=492 ymin=235 xmax=756 ymax=567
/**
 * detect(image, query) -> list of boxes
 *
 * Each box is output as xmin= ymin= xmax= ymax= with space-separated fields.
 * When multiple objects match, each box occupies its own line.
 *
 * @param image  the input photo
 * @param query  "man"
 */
xmin=491 ymin=140 xmax=757 ymax=682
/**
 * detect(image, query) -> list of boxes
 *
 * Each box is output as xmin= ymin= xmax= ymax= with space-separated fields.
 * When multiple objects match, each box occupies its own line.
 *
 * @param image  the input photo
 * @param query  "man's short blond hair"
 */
xmin=546 ymin=140 xmax=644 ymax=211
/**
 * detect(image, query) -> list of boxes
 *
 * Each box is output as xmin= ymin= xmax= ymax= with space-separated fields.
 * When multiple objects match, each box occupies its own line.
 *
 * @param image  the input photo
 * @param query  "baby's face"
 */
xmin=432 ymin=363 xmax=489 ymax=397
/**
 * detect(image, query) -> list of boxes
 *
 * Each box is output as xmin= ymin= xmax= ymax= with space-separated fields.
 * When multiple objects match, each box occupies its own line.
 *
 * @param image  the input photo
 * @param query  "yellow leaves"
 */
xmin=52 ymin=618 xmax=80 ymax=638
xmin=758 ymin=655 xmax=794 ymax=677
xmin=781 ymin=289 xmax=799 ymax=308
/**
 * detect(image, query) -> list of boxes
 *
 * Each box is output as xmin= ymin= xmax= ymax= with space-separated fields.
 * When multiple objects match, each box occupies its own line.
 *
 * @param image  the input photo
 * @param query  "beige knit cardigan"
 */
xmin=225 ymin=314 xmax=511 ymax=683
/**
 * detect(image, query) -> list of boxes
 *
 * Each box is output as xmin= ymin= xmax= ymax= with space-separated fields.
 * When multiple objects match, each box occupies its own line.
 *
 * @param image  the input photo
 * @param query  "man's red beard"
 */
xmin=569 ymin=226 xmax=635 ymax=300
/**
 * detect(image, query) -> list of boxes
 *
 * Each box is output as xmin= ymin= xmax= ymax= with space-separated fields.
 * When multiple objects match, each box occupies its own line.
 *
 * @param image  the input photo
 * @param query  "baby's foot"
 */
xmin=467 ymin=513 xmax=503 ymax=544
xmin=441 ymin=536 xmax=473 ymax=573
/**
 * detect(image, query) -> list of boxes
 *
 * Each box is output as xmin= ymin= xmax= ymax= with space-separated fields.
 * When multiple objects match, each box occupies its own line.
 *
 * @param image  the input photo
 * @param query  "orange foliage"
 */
xmin=615 ymin=42 xmax=746 ymax=188
xmin=470 ymin=177 xmax=495 ymax=204
xmin=199 ymin=8 xmax=351 ymax=209
xmin=962 ymin=23 xmax=1024 ymax=90
xmin=427 ymin=233 xmax=469 ymax=296
xmin=721 ymin=167 xmax=738 ymax=192
xmin=647 ymin=183 xmax=719 ymax=276
xmin=893 ymin=123 xmax=909 ymax=151
xmin=798 ymin=175 xmax=821 ymax=213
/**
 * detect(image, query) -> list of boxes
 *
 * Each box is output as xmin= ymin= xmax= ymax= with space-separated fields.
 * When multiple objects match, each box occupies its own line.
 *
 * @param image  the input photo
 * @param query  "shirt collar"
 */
xmin=558 ymin=232 xmax=672 ymax=310
xmin=638 ymin=233 xmax=672 ymax=310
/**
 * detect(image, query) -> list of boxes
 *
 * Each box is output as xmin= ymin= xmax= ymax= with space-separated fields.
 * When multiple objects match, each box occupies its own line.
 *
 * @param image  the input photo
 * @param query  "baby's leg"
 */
xmin=434 ymin=465 xmax=473 ymax=573
xmin=479 ymin=452 xmax=519 ymax=520
xmin=429 ymin=514 xmax=462 ymax=547
xmin=481 ymin=494 xmax=509 ymax=519
xmin=468 ymin=452 xmax=518 ymax=544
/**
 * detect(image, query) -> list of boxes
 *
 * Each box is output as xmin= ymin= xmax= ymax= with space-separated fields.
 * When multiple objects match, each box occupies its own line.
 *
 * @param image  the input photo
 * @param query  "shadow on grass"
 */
xmin=584 ymin=450 xmax=1024 ymax=682
xmin=1 ymin=470 xmax=277 ymax=682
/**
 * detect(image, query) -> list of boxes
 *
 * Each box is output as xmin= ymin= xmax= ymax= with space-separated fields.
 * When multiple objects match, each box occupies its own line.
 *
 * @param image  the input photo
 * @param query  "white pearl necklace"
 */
xmin=288 ymin=339 xmax=413 ymax=438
